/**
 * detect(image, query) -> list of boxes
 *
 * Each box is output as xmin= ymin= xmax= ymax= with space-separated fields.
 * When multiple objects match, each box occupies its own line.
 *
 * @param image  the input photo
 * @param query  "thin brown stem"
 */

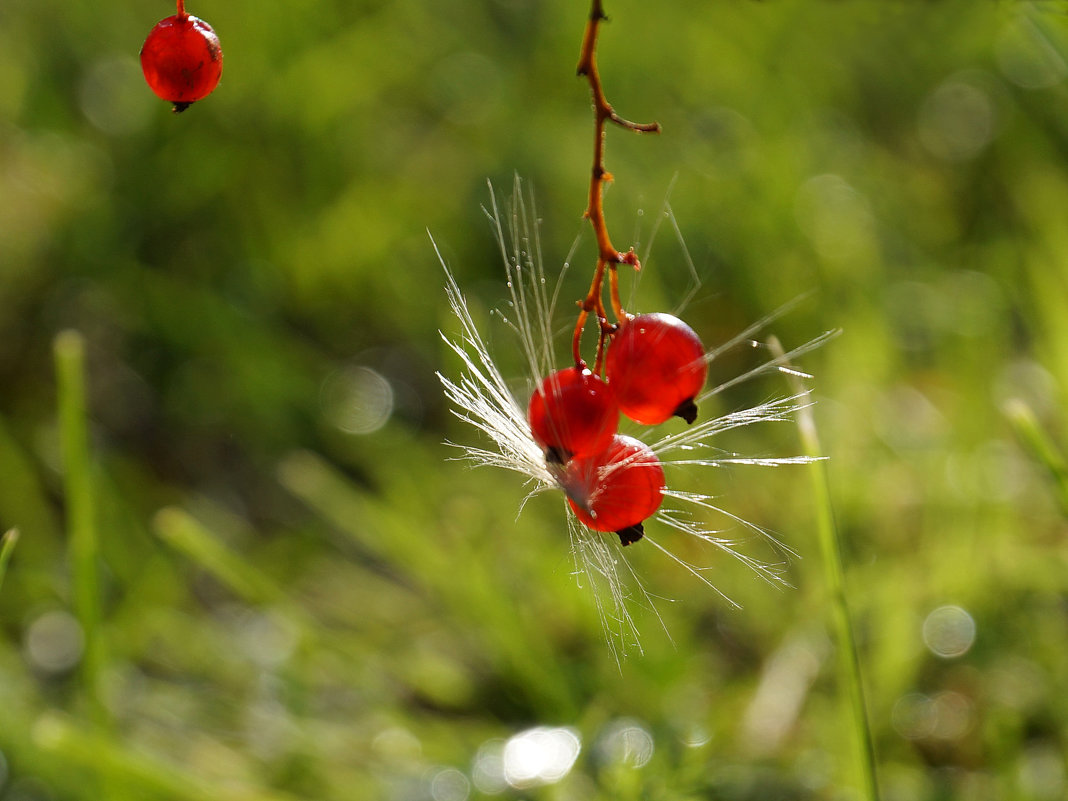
xmin=592 ymin=318 xmax=616 ymax=376
xmin=571 ymin=308 xmax=589 ymax=369
xmin=176 ymin=0 xmax=187 ymax=20
xmin=572 ymin=259 xmax=613 ymax=368
xmin=608 ymin=264 xmax=628 ymax=323
xmin=571 ymin=0 xmax=659 ymax=369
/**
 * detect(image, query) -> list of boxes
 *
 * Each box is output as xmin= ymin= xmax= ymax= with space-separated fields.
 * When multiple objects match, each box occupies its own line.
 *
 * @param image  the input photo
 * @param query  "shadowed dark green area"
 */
xmin=2 ymin=0 xmax=1067 ymax=799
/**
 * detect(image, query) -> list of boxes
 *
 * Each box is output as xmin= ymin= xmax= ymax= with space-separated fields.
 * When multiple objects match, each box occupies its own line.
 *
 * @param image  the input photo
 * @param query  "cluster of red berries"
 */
xmin=140 ymin=1 xmax=223 ymax=112
xmin=528 ymin=312 xmax=707 ymax=545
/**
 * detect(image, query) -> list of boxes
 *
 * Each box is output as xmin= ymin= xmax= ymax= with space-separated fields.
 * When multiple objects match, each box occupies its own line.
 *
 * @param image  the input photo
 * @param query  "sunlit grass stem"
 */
xmin=153 ymin=504 xmax=316 ymax=640
xmin=769 ymin=337 xmax=879 ymax=801
xmin=54 ymin=330 xmax=108 ymax=728
xmin=153 ymin=507 xmax=318 ymax=633
xmin=154 ymin=507 xmax=286 ymax=606
xmin=1004 ymin=398 xmax=1068 ymax=518
xmin=277 ymin=449 xmax=576 ymax=715
xmin=0 ymin=528 xmax=18 ymax=594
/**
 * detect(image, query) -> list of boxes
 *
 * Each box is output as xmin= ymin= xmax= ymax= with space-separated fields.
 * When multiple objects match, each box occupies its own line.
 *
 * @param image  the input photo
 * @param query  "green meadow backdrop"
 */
xmin=1 ymin=1 xmax=1067 ymax=799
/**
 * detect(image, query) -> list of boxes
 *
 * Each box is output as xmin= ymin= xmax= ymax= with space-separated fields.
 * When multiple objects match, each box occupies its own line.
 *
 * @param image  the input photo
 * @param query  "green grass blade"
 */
xmin=0 ymin=412 xmax=62 ymax=546
xmin=0 ymin=528 xmax=18 ymax=593
xmin=1004 ymin=398 xmax=1068 ymax=517
xmin=33 ymin=712 xmax=304 ymax=801
xmin=769 ymin=337 xmax=879 ymax=801
xmin=153 ymin=507 xmax=319 ymax=641
xmin=54 ymin=330 xmax=108 ymax=727
xmin=153 ymin=506 xmax=288 ymax=606
xmin=278 ymin=449 xmax=578 ymax=716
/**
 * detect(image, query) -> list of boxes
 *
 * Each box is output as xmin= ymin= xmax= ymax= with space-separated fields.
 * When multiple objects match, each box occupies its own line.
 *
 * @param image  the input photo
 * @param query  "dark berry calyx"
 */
xmin=544 ymin=445 xmax=569 ymax=466
xmin=673 ymin=397 xmax=699 ymax=425
xmin=615 ymin=523 xmax=645 ymax=546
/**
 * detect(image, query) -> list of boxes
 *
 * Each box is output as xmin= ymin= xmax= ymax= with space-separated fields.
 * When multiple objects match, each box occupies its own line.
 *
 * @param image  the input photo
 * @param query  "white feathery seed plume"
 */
xmin=436 ymin=176 xmax=836 ymax=659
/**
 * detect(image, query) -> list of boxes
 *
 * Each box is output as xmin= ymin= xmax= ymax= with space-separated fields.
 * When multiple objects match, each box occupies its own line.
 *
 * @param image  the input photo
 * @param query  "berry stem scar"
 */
xmin=572 ymin=0 xmax=661 ymax=369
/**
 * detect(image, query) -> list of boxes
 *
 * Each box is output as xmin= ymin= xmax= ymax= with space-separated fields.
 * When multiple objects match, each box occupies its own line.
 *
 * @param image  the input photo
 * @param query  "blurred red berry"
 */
xmin=529 ymin=367 xmax=619 ymax=464
xmin=606 ymin=312 xmax=708 ymax=425
xmin=140 ymin=12 xmax=223 ymax=112
xmin=564 ymin=434 xmax=665 ymax=544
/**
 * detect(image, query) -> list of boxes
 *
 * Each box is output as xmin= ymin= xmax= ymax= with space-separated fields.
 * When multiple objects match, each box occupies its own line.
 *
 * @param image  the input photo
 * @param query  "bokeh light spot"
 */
xmin=24 ymin=610 xmax=84 ymax=675
xmin=321 ymin=366 xmax=394 ymax=435
xmin=794 ymin=173 xmax=875 ymax=262
xmin=597 ymin=719 xmax=655 ymax=768
xmin=929 ymin=690 xmax=975 ymax=740
xmin=79 ymin=56 xmax=153 ymax=136
xmin=995 ymin=360 xmax=1059 ymax=420
xmin=892 ymin=692 xmax=936 ymax=740
xmin=892 ymin=691 xmax=975 ymax=742
xmin=471 ymin=740 xmax=506 ymax=795
xmin=500 ymin=726 xmax=581 ymax=790
xmin=679 ymin=724 xmax=711 ymax=749
xmin=244 ymin=698 xmax=297 ymax=760
xmin=742 ymin=634 xmax=822 ymax=753
xmin=232 ymin=609 xmax=299 ymax=668
xmin=918 ymin=74 xmax=998 ymax=161
xmin=372 ymin=726 xmax=422 ymax=763
xmin=1018 ymin=743 xmax=1066 ymax=801
xmin=923 ymin=605 xmax=976 ymax=658
xmin=429 ymin=767 xmax=470 ymax=801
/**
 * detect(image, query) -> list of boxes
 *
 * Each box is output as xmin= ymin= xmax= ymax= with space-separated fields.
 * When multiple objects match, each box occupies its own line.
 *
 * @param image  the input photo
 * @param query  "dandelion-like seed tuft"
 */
xmin=436 ymin=178 xmax=835 ymax=657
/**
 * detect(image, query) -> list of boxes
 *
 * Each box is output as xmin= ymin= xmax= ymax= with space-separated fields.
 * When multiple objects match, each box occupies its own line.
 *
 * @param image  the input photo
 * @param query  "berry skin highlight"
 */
xmin=528 ymin=367 xmax=618 ymax=464
xmin=140 ymin=2 xmax=223 ymax=112
xmin=606 ymin=313 xmax=708 ymax=425
xmin=564 ymin=435 xmax=666 ymax=545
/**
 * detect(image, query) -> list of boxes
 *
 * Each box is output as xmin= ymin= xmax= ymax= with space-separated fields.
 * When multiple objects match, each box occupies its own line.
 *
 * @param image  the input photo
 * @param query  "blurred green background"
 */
xmin=2 ymin=0 xmax=1068 ymax=798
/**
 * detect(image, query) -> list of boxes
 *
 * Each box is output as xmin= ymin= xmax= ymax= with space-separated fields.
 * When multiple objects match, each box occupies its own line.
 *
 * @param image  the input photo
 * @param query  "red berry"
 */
xmin=564 ymin=434 xmax=665 ymax=545
xmin=606 ymin=312 xmax=708 ymax=425
xmin=141 ymin=12 xmax=223 ymax=112
xmin=529 ymin=367 xmax=618 ymax=464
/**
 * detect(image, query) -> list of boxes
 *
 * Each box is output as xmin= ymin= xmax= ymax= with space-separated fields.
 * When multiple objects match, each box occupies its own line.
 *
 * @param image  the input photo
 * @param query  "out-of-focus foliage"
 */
xmin=1 ymin=0 xmax=1067 ymax=798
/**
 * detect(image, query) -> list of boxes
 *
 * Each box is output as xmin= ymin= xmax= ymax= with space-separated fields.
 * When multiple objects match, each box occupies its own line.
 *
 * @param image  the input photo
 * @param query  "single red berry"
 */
xmin=529 ymin=366 xmax=619 ymax=464
xmin=563 ymin=434 xmax=665 ymax=545
xmin=606 ymin=312 xmax=708 ymax=425
xmin=140 ymin=10 xmax=223 ymax=112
